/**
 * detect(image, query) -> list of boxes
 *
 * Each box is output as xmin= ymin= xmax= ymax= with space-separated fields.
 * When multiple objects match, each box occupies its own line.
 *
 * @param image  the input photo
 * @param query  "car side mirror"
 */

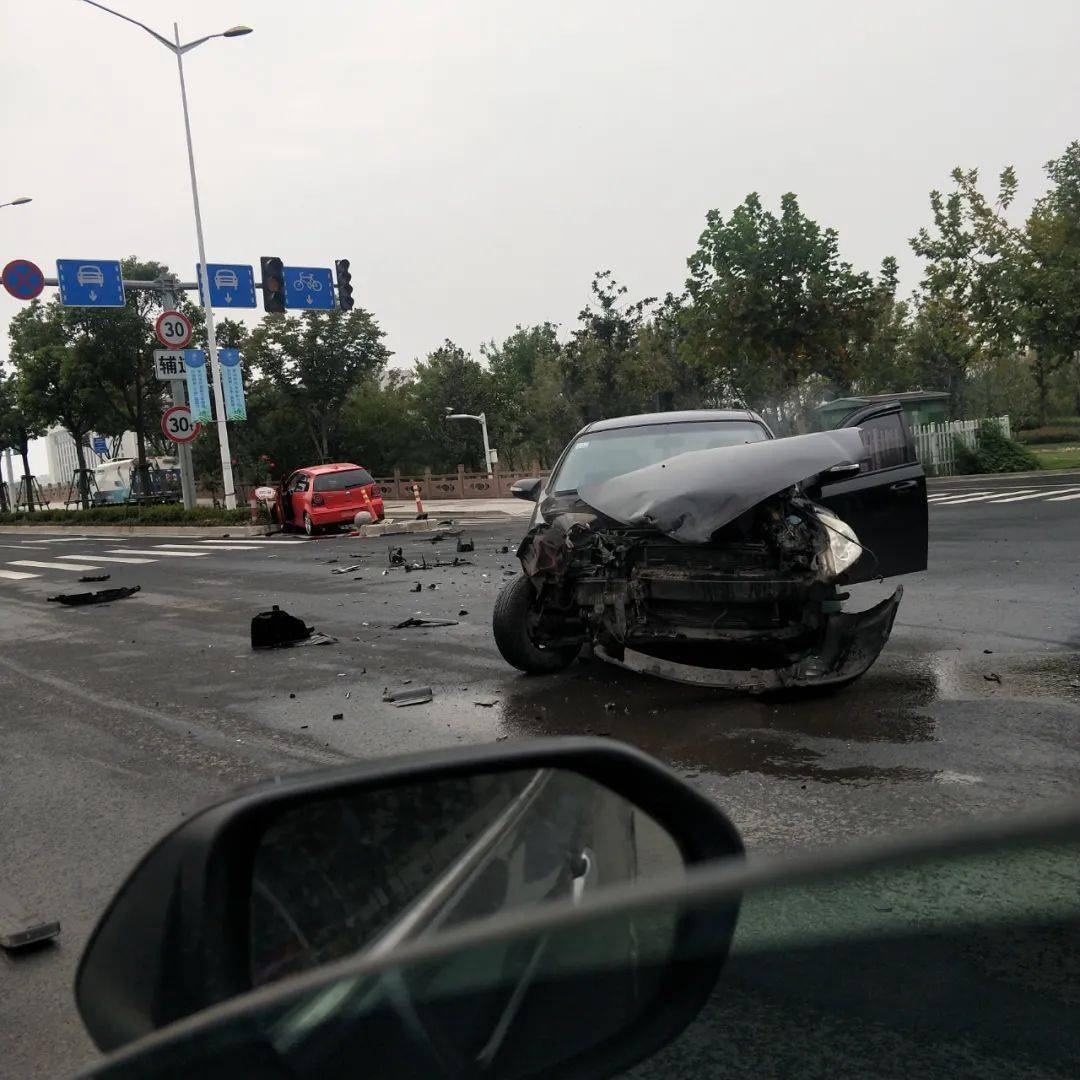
xmin=510 ymin=478 xmax=542 ymax=502
xmin=76 ymin=738 xmax=742 ymax=1056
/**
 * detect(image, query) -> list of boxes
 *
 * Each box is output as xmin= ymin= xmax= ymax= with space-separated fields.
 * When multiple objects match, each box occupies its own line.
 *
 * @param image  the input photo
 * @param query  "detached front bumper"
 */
xmin=594 ymin=586 xmax=903 ymax=693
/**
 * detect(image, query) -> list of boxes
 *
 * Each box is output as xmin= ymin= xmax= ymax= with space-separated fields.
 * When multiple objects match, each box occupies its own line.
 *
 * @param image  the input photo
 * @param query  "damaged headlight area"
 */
xmin=496 ymin=492 xmax=901 ymax=693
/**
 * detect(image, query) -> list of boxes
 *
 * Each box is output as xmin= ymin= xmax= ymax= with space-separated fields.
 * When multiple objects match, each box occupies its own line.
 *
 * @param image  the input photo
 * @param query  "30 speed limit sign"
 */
xmin=155 ymin=310 xmax=192 ymax=348
xmin=161 ymin=405 xmax=201 ymax=444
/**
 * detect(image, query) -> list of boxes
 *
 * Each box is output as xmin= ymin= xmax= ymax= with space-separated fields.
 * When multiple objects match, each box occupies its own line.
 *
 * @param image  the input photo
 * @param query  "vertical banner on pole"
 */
xmin=184 ymin=349 xmax=213 ymax=425
xmin=218 ymin=349 xmax=247 ymax=421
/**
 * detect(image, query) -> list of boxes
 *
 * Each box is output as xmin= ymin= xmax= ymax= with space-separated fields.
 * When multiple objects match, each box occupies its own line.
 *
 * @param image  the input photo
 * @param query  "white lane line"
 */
xmin=8 ymin=560 xmax=102 ymax=572
xmin=57 ymin=554 xmax=155 ymax=564
xmin=197 ymin=539 xmax=306 ymax=545
xmin=1047 ymin=491 xmax=1080 ymax=502
xmin=927 ymin=491 xmax=987 ymax=500
xmin=109 ymin=548 xmax=210 ymax=558
xmin=155 ymin=543 xmax=261 ymax=551
xmin=987 ymin=488 xmax=1080 ymax=503
xmin=14 ymin=537 xmax=89 ymax=543
xmin=0 ymin=569 xmax=38 ymax=579
xmin=933 ymin=489 xmax=1036 ymax=505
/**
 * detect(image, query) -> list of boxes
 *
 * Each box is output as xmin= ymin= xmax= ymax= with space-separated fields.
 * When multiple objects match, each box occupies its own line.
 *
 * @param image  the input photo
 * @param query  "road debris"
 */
xmin=474 ymin=698 xmax=499 ymax=707
xmin=456 ymin=537 xmax=475 ymax=553
xmin=410 ymin=582 xmax=422 ymax=593
xmin=0 ymin=884 xmax=60 ymax=952
xmin=393 ymin=617 xmax=459 ymax=629
xmin=427 ymin=583 xmax=439 ymax=590
xmin=499 ymin=545 xmax=510 ymax=554
xmin=251 ymin=606 xmax=338 ymax=649
xmin=331 ymin=564 xmax=362 ymax=575
xmin=388 ymin=547 xmax=405 ymax=566
xmin=48 ymin=585 xmax=141 ymax=607
xmin=78 ymin=574 xmax=111 ymax=583
xmin=332 ymin=713 xmax=344 ymax=720
xmin=458 ymin=608 xmax=469 ymax=616
xmin=984 ymin=672 xmax=1002 ymax=684
xmin=382 ymin=685 xmax=434 ymax=707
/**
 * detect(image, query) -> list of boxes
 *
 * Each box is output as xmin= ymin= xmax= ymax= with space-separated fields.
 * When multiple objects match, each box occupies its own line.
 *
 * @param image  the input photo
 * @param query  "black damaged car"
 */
xmin=492 ymin=404 xmax=928 ymax=692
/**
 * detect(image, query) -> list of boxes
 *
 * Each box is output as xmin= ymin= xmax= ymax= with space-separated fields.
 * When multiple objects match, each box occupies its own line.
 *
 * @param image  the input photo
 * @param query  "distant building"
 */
xmin=815 ymin=390 xmax=950 ymax=431
xmin=43 ymin=427 xmax=139 ymax=484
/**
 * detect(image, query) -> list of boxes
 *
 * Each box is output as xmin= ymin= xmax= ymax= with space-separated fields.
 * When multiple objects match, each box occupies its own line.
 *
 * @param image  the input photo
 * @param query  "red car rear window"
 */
xmin=312 ymin=468 xmax=375 ymax=492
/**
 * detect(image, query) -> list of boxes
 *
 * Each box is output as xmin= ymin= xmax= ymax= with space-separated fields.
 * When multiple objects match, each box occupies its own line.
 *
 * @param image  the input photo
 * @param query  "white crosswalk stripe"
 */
xmin=933 ymin=489 xmax=1037 ymax=505
xmin=106 ymin=548 xmax=210 ymax=557
xmin=931 ymin=484 xmax=1080 ymax=506
xmin=198 ymin=539 xmax=307 ymax=545
xmin=986 ymin=488 xmax=1080 ymax=503
xmin=9 ymin=560 xmax=102 ymax=572
xmin=0 ymin=569 xmax=37 ymax=580
xmin=155 ymin=543 xmax=262 ymax=551
xmin=1047 ymin=492 xmax=1080 ymax=502
xmin=57 ymin=554 xmax=155 ymax=564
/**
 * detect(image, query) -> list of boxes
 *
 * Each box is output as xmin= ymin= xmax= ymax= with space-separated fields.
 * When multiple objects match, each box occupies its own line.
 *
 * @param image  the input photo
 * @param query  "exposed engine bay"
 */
xmin=514 ymin=489 xmax=901 ymax=692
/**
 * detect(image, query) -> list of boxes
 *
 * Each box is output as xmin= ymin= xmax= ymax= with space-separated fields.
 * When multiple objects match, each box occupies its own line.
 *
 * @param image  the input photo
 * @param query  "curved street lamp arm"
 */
xmin=81 ymin=0 xmax=177 ymax=52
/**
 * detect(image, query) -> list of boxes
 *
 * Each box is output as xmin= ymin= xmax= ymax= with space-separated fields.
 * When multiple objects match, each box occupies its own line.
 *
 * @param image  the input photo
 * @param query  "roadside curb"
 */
xmin=0 ymin=524 xmax=275 ymax=538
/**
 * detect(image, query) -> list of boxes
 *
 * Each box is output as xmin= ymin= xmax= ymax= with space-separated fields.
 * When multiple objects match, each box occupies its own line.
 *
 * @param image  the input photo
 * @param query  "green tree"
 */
xmin=248 ymin=309 xmax=390 ymax=462
xmin=0 ymin=373 xmax=46 ymax=511
xmin=687 ymin=193 xmax=885 ymax=429
xmin=8 ymin=299 xmax=110 ymax=507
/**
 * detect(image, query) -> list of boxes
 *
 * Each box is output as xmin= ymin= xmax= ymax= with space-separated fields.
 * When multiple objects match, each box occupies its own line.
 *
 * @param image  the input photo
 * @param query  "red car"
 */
xmin=276 ymin=463 xmax=385 ymax=535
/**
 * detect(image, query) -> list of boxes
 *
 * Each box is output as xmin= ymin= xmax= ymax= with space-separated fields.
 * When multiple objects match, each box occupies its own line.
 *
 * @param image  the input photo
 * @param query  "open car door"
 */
xmin=811 ymin=402 xmax=928 ymax=584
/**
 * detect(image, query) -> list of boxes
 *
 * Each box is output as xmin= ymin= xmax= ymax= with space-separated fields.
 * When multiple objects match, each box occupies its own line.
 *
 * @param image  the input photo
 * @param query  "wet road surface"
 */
xmin=2 ymin=494 xmax=1079 ymax=1075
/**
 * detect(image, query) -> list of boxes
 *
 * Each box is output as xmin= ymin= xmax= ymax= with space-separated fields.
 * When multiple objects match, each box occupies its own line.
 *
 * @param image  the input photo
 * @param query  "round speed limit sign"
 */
xmin=155 ymin=310 xmax=193 ymax=348
xmin=161 ymin=405 xmax=202 ymax=444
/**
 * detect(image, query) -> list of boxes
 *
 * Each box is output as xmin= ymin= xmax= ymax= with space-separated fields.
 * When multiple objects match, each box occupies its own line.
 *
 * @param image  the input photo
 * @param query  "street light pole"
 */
xmin=173 ymin=22 xmax=236 ymax=509
xmin=81 ymin=1 xmax=252 ymax=509
xmin=0 ymin=197 xmax=32 ymax=209
xmin=445 ymin=411 xmax=494 ymax=477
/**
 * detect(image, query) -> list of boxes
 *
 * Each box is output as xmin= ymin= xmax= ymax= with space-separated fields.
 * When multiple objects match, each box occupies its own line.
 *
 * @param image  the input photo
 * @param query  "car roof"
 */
xmin=579 ymin=409 xmax=765 ymax=435
xmin=299 ymin=463 xmax=365 ymax=475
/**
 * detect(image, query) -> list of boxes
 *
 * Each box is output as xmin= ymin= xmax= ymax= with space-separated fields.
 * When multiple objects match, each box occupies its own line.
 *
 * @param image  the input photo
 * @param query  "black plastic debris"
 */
xmin=331 ymin=564 xmax=362 ymax=575
xmin=251 ymin=606 xmax=337 ymax=649
xmin=473 ymin=698 xmax=499 ymax=707
xmin=984 ymin=672 xmax=1002 ymax=684
xmin=332 ymin=713 xmax=344 ymax=721
xmin=78 ymin=573 xmax=111 ymax=583
xmin=456 ymin=537 xmax=474 ymax=553
xmin=393 ymin=617 xmax=459 ymax=629
xmin=427 ymin=583 xmax=439 ymax=590
xmin=425 ymin=530 xmax=462 ymax=542
xmin=388 ymin=547 xmax=405 ymax=566
xmin=458 ymin=609 xmax=469 ymax=616
xmin=410 ymin=582 xmax=422 ymax=593
xmin=48 ymin=585 xmax=140 ymax=607
xmin=382 ymin=685 xmax=434 ymax=707
xmin=0 ymin=883 xmax=60 ymax=952
xmin=499 ymin=545 xmax=510 ymax=554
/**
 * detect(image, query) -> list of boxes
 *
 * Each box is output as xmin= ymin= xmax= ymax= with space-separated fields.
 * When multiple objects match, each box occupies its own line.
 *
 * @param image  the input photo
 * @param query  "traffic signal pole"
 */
xmin=174 ymin=23 xmax=236 ymax=509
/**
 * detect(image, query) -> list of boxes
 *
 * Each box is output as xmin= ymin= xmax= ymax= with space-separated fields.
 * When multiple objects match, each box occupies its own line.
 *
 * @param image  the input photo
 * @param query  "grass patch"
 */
xmin=1029 ymin=443 xmax=1080 ymax=470
xmin=0 ymin=504 xmax=251 ymax=527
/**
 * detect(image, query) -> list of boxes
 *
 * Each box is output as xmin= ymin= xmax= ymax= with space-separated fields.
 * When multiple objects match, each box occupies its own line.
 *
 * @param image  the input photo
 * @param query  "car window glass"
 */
xmin=291 ymin=475 xmax=310 ymax=493
xmin=313 ymin=468 xmax=375 ymax=493
xmin=551 ymin=421 xmax=769 ymax=494
xmin=857 ymin=413 xmax=913 ymax=471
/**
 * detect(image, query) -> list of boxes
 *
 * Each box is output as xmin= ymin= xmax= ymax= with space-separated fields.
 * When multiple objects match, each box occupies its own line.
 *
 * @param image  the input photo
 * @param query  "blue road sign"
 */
xmin=283 ymin=265 xmax=335 ymax=310
xmin=56 ymin=259 xmax=125 ymax=307
xmin=198 ymin=263 xmax=257 ymax=309
xmin=92 ymin=436 xmax=108 ymax=456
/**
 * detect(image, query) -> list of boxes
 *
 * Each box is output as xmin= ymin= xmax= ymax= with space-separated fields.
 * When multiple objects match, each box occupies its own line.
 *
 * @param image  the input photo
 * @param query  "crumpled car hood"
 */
xmin=578 ymin=428 xmax=865 ymax=544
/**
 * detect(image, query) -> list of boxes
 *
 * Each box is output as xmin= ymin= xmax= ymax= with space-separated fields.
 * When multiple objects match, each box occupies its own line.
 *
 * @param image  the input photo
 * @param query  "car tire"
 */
xmin=493 ymin=574 xmax=579 ymax=674
xmin=303 ymin=512 xmax=316 ymax=537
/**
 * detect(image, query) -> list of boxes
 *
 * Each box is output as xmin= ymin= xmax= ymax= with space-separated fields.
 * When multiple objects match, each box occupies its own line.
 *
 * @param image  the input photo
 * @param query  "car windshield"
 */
xmin=550 ymin=421 xmax=768 ymax=495
xmin=313 ymin=468 xmax=374 ymax=492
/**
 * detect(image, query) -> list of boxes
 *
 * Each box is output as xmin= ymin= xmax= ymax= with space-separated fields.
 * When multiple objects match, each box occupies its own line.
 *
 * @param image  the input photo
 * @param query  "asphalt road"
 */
xmin=3 ymin=476 xmax=1080 ymax=1077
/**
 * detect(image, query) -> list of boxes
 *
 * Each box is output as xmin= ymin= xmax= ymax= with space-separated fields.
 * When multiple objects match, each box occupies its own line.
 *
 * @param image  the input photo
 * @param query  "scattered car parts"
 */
xmin=48 ymin=585 xmax=140 ymax=607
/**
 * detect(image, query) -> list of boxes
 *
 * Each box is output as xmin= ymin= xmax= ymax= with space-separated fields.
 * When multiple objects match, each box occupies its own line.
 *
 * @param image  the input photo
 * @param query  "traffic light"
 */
xmin=335 ymin=259 xmax=354 ymax=310
xmin=261 ymin=256 xmax=285 ymax=313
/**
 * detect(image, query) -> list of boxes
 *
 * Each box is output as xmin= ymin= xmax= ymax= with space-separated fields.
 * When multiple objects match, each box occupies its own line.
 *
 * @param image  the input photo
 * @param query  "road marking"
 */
xmin=155 ymin=543 xmax=262 ymax=551
xmin=57 ymin=554 xmax=155 ymax=564
xmin=932 ymin=489 xmax=1037 ymax=505
xmin=0 ymin=569 xmax=38 ymax=580
xmin=986 ymin=488 xmax=1080 ymax=503
xmin=927 ymin=491 xmax=988 ymax=501
xmin=1046 ymin=491 xmax=1080 ymax=502
xmin=8 ymin=560 xmax=102 ymax=572
xmin=197 ymin=539 xmax=304 ymax=546
xmin=107 ymin=549 xmax=210 ymax=558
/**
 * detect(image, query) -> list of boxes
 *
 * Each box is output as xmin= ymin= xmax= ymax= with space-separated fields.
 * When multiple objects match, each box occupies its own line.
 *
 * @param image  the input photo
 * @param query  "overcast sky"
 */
xmin=3 ymin=0 xmax=1080 ymax=472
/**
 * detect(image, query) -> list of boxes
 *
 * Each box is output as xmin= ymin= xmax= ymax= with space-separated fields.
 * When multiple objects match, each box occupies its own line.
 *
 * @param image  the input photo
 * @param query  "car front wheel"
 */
xmin=493 ymin=574 xmax=580 ymax=674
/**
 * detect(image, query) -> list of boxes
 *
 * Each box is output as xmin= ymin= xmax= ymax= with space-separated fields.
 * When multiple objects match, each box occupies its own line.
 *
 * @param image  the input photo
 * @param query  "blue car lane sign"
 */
xmin=56 ymin=259 xmax=125 ymax=307
xmin=183 ymin=349 xmax=213 ymax=425
xmin=218 ymin=349 xmax=247 ymax=421
xmin=199 ymin=263 xmax=257 ymax=309
xmin=283 ymin=265 xmax=335 ymax=310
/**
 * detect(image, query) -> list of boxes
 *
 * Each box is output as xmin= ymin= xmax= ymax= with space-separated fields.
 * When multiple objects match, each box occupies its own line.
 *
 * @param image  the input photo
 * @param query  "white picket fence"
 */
xmin=912 ymin=416 xmax=1011 ymax=476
